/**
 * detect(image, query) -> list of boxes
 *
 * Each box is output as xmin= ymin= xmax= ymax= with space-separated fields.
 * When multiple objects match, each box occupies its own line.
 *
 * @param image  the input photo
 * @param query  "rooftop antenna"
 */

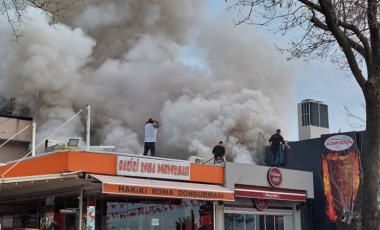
xmin=1 ymin=105 xmax=87 ymax=179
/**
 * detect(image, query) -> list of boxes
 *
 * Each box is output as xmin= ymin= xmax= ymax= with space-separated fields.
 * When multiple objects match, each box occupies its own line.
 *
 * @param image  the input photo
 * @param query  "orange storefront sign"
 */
xmin=0 ymin=151 xmax=224 ymax=184
xmin=103 ymin=184 xmax=234 ymax=201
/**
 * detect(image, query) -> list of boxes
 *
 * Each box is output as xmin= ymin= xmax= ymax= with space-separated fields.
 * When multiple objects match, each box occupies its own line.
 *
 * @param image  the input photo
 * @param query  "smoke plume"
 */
xmin=0 ymin=1 xmax=296 ymax=164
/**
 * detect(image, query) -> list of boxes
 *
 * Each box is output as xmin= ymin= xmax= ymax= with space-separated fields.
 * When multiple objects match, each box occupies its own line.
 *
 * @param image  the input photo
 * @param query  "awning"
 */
xmin=89 ymin=174 xmax=234 ymax=201
xmin=0 ymin=172 xmax=88 ymax=199
xmin=235 ymin=184 xmax=306 ymax=202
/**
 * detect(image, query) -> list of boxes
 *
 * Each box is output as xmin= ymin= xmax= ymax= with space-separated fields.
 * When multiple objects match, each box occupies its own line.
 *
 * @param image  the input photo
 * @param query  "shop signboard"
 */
xmin=267 ymin=167 xmax=282 ymax=187
xmin=254 ymin=199 xmax=269 ymax=211
xmin=117 ymin=156 xmax=190 ymax=181
xmin=103 ymin=183 xmax=234 ymax=201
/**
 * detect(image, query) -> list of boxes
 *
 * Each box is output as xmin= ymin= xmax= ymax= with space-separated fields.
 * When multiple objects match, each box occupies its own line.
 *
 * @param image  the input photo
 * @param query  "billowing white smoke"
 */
xmin=0 ymin=8 xmax=95 ymax=146
xmin=0 ymin=1 xmax=295 ymax=164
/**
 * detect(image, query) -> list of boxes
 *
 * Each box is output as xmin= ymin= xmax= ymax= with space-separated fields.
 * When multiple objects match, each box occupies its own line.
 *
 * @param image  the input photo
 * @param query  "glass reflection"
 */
xmin=105 ymin=200 xmax=212 ymax=230
xmin=245 ymin=214 xmax=255 ymax=229
xmin=224 ymin=213 xmax=234 ymax=230
xmin=224 ymin=213 xmax=290 ymax=230
xmin=234 ymin=214 xmax=244 ymax=229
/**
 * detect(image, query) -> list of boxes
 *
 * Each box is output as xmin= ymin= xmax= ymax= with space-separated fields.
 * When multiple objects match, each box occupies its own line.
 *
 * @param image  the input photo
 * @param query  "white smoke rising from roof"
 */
xmin=0 ymin=1 xmax=296 ymax=164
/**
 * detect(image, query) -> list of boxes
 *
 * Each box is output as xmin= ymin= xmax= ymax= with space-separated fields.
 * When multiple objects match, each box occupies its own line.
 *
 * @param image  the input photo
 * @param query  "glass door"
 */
xmin=224 ymin=212 xmax=293 ymax=230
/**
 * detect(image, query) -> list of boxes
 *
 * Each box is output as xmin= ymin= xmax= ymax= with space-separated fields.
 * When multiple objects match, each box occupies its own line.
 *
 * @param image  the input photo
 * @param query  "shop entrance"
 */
xmin=224 ymin=211 xmax=294 ymax=230
xmin=0 ymin=192 xmax=80 ymax=230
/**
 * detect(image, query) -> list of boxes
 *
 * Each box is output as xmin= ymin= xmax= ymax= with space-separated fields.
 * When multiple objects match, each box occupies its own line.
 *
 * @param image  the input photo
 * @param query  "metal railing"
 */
xmin=257 ymin=131 xmax=269 ymax=156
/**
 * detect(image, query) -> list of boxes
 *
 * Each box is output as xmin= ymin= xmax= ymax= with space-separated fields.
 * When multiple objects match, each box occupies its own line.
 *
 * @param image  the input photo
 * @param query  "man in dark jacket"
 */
xmin=212 ymin=141 xmax=226 ymax=165
xmin=269 ymin=129 xmax=290 ymax=166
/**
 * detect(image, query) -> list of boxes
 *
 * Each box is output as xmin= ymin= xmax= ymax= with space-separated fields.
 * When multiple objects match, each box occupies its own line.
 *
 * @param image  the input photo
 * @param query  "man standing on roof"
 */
xmin=143 ymin=118 xmax=161 ymax=156
xmin=269 ymin=129 xmax=290 ymax=166
xmin=212 ymin=141 xmax=226 ymax=165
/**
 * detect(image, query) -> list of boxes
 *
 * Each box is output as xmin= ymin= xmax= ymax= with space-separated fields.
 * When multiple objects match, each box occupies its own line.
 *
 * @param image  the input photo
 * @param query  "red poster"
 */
xmin=321 ymin=132 xmax=361 ymax=223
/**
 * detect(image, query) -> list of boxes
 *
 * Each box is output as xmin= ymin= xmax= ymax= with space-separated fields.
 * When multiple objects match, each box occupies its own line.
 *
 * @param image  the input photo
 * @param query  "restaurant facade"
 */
xmin=222 ymin=162 xmax=313 ymax=230
xmin=0 ymin=150 xmax=313 ymax=230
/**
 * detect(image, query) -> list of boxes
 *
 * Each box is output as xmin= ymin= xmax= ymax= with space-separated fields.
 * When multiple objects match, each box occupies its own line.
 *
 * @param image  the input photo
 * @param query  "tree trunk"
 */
xmin=360 ymin=70 xmax=380 ymax=229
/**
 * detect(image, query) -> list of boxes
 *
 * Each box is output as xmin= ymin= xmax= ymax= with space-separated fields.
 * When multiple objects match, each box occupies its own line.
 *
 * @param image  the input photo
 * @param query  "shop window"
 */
xmin=197 ymin=201 xmax=213 ymax=229
xmin=104 ymin=199 xmax=213 ymax=230
xmin=245 ymin=214 xmax=256 ymax=229
xmin=106 ymin=202 xmax=129 ymax=229
xmin=162 ymin=203 xmax=182 ymax=229
xmin=225 ymin=213 xmax=289 ymax=230
xmin=275 ymin=216 xmax=284 ymax=230
xmin=259 ymin=215 xmax=265 ymax=230
xmin=235 ymin=214 xmax=245 ymax=229
xmin=224 ymin=213 xmax=234 ymax=230
xmin=0 ymin=191 xmax=81 ymax=230
xmin=266 ymin=215 xmax=275 ymax=229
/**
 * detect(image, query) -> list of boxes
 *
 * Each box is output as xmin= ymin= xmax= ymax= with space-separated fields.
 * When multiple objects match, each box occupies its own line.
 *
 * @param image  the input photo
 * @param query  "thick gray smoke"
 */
xmin=0 ymin=1 xmax=296 ymax=164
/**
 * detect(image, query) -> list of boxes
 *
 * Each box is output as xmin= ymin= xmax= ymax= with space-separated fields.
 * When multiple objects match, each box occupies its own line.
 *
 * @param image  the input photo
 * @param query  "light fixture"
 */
xmin=67 ymin=138 xmax=79 ymax=147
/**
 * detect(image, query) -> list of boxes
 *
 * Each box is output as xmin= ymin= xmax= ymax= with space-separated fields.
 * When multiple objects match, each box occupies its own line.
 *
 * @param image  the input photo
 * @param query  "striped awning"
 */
xmin=90 ymin=174 xmax=234 ymax=201
xmin=235 ymin=184 xmax=307 ymax=202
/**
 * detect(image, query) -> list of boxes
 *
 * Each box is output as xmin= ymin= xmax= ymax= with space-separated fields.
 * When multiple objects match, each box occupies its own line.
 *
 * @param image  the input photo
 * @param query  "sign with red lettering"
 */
xmin=321 ymin=132 xmax=361 ymax=223
xmin=324 ymin=134 xmax=354 ymax=151
xmin=117 ymin=156 xmax=191 ymax=181
xmin=267 ymin=167 xmax=282 ymax=187
xmin=254 ymin=199 xmax=269 ymax=211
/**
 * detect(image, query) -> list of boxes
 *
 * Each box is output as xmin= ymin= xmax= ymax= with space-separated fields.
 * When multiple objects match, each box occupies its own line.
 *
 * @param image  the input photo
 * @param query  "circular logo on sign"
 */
xmin=324 ymin=135 xmax=353 ymax=151
xmin=254 ymin=199 xmax=269 ymax=211
xmin=267 ymin=167 xmax=282 ymax=187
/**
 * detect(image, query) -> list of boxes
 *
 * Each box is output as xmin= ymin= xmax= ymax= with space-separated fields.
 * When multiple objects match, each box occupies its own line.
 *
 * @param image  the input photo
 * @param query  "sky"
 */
xmin=0 ymin=0 xmax=366 ymax=164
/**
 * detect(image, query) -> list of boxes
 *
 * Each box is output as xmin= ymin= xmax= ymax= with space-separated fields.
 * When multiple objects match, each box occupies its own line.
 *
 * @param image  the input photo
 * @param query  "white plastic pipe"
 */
xmin=86 ymin=105 xmax=90 ymax=151
xmin=32 ymin=122 xmax=36 ymax=156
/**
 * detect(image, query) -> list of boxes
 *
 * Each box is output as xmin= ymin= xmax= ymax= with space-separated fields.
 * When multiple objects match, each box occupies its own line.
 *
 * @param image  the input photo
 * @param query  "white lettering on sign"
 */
xmin=270 ymin=171 xmax=281 ymax=177
xmin=117 ymin=156 xmax=191 ymax=181
xmin=263 ymin=193 xmax=279 ymax=198
xmin=324 ymin=135 xmax=354 ymax=151
xmin=267 ymin=167 xmax=282 ymax=187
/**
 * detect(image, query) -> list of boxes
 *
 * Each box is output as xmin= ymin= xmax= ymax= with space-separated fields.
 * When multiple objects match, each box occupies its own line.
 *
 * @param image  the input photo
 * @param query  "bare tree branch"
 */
xmin=0 ymin=0 xmax=81 ymax=38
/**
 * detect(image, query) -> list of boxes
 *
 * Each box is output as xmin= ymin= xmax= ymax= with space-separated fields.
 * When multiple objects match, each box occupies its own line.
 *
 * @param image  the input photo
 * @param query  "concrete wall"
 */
xmin=0 ymin=116 xmax=33 ymax=162
xmin=224 ymin=162 xmax=314 ymax=198
xmin=0 ymin=116 xmax=33 ymax=142
xmin=0 ymin=143 xmax=30 ymax=163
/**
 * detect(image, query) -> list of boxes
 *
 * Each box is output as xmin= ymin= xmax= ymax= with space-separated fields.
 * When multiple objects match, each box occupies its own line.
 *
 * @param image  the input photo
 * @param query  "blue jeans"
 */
xmin=271 ymin=149 xmax=281 ymax=166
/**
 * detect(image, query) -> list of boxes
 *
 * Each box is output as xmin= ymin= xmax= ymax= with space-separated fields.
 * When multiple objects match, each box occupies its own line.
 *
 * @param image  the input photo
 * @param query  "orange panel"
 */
xmin=0 ymin=151 xmax=118 ymax=178
xmin=190 ymin=164 xmax=224 ymax=184
xmin=0 ymin=152 xmax=69 ymax=178
xmin=0 ymin=151 xmax=224 ymax=184
xmin=67 ymin=151 xmax=117 ymax=174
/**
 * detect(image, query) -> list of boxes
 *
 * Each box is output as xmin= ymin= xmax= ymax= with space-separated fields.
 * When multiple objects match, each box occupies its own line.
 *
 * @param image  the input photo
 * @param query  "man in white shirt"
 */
xmin=143 ymin=118 xmax=161 ymax=156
